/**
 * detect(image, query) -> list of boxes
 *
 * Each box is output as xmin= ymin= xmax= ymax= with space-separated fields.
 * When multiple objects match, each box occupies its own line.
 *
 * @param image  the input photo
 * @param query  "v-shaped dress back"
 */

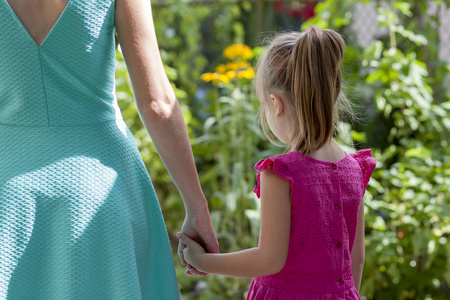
xmin=0 ymin=1 xmax=180 ymax=299
xmin=3 ymin=0 xmax=71 ymax=47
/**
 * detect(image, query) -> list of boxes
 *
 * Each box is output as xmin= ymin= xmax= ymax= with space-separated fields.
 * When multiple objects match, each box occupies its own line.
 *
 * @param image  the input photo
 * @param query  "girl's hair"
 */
xmin=255 ymin=27 xmax=351 ymax=155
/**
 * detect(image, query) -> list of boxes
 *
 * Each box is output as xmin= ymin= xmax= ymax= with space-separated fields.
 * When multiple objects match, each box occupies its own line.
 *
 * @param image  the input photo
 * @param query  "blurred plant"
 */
xmin=116 ymin=1 xmax=258 ymax=297
xmin=305 ymin=0 xmax=450 ymax=299
xmin=115 ymin=0 xmax=450 ymax=299
xmin=180 ymin=43 xmax=279 ymax=299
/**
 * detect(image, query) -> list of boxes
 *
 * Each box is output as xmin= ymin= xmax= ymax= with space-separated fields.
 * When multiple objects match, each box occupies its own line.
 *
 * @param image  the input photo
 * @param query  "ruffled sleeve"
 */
xmin=253 ymin=156 xmax=293 ymax=199
xmin=350 ymin=149 xmax=376 ymax=190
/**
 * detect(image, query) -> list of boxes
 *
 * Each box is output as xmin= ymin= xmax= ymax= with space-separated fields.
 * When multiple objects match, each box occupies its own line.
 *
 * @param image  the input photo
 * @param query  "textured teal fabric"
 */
xmin=0 ymin=0 xmax=180 ymax=299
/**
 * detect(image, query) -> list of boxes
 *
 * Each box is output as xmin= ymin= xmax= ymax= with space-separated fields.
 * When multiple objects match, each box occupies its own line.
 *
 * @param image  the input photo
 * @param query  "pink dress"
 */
xmin=247 ymin=149 xmax=376 ymax=300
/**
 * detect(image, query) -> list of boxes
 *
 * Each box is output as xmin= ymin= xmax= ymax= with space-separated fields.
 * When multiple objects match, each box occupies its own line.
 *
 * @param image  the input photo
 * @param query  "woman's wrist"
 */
xmin=183 ymin=194 xmax=210 ymax=217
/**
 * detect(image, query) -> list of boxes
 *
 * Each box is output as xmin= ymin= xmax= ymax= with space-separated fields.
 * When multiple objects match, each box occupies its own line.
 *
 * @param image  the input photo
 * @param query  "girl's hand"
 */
xmin=178 ymin=209 xmax=219 ymax=276
xmin=177 ymin=232 xmax=207 ymax=273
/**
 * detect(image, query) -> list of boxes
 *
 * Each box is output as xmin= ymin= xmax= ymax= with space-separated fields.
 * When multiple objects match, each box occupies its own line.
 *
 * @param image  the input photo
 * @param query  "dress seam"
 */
xmin=38 ymin=47 xmax=50 ymax=126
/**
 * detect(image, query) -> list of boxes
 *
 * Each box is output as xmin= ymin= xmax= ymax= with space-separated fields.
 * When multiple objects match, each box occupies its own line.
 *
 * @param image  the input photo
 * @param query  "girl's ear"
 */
xmin=270 ymin=94 xmax=285 ymax=118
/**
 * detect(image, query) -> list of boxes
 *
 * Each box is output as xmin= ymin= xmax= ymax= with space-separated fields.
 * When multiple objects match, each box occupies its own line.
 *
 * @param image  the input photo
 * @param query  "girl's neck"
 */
xmin=307 ymin=140 xmax=346 ymax=162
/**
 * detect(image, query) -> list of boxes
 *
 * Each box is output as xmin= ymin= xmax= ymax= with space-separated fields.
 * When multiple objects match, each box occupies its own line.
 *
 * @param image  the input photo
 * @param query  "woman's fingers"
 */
xmin=203 ymin=233 xmax=220 ymax=254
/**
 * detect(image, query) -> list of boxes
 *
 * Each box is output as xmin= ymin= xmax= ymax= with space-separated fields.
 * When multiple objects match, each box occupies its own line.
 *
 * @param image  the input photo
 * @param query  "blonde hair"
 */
xmin=255 ymin=27 xmax=351 ymax=155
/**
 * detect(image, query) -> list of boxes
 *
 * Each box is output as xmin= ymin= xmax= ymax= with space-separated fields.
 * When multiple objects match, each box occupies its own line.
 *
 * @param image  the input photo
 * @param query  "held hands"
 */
xmin=177 ymin=232 xmax=207 ymax=273
xmin=177 ymin=212 xmax=219 ymax=276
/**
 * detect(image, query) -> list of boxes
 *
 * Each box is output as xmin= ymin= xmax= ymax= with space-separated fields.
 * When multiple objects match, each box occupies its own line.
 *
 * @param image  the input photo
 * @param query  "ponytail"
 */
xmin=255 ymin=27 xmax=347 ymax=155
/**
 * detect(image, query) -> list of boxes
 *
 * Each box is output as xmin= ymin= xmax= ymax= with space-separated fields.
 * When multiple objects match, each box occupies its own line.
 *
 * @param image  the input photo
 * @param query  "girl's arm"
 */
xmin=351 ymin=199 xmax=365 ymax=291
xmin=115 ymin=0 xmax=219 ymax=275
xmin=178 ymin=166 xmax=291 ymax=278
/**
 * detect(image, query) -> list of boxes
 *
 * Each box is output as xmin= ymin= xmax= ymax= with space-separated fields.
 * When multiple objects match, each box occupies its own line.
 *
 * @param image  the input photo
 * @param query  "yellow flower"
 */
xmin=218 ymin=74 xmax=230 ymax=83
xmin=226 ymin=61 xmax=249 ymax=71
xmin=201 ymin=72 xmax=230 ymax=84
xmin=226 ymin=70 xmax=236 ymax=79
xmin=214 ymin=62 xmax=250 ymax=76
xmin=223 ymin=44 xmax=253 ymax=60
xmin=201 ymin=72 xmax=217 ymax=82
xmin=237 ymin=67 xmax=255 ymax=79
xmin=215 ymin=64 xmax=228 ymax=74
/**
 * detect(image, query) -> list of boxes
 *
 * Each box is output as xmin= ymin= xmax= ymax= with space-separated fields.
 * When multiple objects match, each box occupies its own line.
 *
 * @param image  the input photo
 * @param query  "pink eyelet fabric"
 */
xmin=247 ymin=149 xmax=376 ymax=299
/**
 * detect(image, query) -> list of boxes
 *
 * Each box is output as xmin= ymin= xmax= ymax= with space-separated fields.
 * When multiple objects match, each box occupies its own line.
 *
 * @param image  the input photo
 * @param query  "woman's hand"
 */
xmin=178 ymin=207 xmax=219 ymax=276
xmin=177 ymin=232 xmax=207 ymax=273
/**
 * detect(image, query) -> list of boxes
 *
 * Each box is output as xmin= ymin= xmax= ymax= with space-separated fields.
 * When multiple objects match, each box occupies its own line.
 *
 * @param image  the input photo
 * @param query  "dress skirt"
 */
xmin=0 ymin=118 xmax=180 ymax=300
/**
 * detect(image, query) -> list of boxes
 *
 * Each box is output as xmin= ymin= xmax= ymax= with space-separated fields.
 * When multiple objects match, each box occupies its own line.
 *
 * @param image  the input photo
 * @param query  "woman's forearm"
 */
xmin=138 ymin=98 xmax=208 ymax=215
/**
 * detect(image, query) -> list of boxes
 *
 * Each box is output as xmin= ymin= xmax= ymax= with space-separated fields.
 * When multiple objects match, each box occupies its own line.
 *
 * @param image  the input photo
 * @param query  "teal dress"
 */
xmin=0 ymin=0 xmax=180 ymax=299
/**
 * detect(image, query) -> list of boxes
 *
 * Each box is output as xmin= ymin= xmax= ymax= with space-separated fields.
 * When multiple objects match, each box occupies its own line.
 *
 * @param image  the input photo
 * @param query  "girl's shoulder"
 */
xmin=254 ymin=152 xmax=305 ymax=176
xmin=348 ymin=148 xmax=376 ymax=165
xmin=253 ymin=153 xmax=300 ymax=198
xmin=348 ymin=149 xmax=377 ymax=189
xmin=253 ymin=152 xmax=305 ymax=198
xmin=253 ymin=149 xmax=376 ymax=186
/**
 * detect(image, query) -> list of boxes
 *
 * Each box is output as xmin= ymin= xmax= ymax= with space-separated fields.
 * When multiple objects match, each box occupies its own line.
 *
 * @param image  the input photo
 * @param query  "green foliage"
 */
xmin=115 ymin=0 xmax=450 ymax=299
xmin=182 ymin=45 xmax=279 ymax=299
xmin=307 ymin=0 xmax=450 ymax=299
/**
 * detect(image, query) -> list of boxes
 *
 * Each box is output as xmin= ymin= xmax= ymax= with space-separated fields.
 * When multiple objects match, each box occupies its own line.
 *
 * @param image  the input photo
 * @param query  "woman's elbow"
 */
xmin=138 ymin=94 xmax=177 ymax=120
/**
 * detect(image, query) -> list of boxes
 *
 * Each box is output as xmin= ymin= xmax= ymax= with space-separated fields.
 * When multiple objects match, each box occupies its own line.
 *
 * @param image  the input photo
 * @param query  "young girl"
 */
xmin=177 ymin=27 xmax=376 ymax=299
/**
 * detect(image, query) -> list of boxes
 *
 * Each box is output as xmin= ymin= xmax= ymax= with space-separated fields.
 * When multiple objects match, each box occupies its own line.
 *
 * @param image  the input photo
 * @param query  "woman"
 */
xmin=0 ymin=0 xmax=217 ymax=299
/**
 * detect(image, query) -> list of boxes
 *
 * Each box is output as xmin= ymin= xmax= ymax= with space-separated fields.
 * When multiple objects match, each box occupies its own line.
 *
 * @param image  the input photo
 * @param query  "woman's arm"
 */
xmin=351 ymin=199 xmax=365 ymax=291
xmin=178 ymin=167 xmax=291 ymax=278
xmin=114 ymin=0 xmax=219 ymax=274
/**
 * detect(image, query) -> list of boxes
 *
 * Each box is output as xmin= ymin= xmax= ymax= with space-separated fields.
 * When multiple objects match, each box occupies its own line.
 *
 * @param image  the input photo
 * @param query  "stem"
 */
xmin=214 ymin=86 xmax=231 ymax=193
xmin=389 ymin=26 xmax=397 ymax=49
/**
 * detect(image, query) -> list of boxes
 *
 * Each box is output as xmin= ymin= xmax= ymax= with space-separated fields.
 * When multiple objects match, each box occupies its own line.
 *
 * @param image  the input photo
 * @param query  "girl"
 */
xmin=177 ymin=27 xmax=376 ymax=299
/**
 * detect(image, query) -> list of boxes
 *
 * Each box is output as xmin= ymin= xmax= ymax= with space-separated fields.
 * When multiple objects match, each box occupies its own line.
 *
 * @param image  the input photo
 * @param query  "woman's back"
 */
xmin=249 ymin=149 xmax=376 ymax=298
xmin=0 ymin=1 xmax=181 ymax=299
xmin=0 ymin=0 xmax=117 ymax=127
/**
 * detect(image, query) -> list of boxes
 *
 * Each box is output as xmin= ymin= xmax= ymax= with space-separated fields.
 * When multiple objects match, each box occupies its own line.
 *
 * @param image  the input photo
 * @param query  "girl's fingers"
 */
xmin=186 ymin=264 xmax=206 ymax=276
xmin=177 ymin=232 xmax=209 ymax=276
xmin=177 ymin=240 xmax=187 ymax=265
xmin=177 ymin=232 xmax=194 ymax=247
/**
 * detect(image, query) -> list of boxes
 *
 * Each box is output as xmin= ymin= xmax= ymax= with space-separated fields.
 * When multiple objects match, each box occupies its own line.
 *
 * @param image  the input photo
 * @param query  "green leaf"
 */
xmin=405 ymin=147 xmax=432 ymax=159
xmin=351 ymin=131 xmax=368 ymax=143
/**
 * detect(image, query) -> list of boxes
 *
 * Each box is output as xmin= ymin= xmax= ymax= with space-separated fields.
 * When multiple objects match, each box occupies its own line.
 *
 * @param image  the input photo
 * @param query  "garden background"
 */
xmin=114 ymin=0 xmax=450 ymax=299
